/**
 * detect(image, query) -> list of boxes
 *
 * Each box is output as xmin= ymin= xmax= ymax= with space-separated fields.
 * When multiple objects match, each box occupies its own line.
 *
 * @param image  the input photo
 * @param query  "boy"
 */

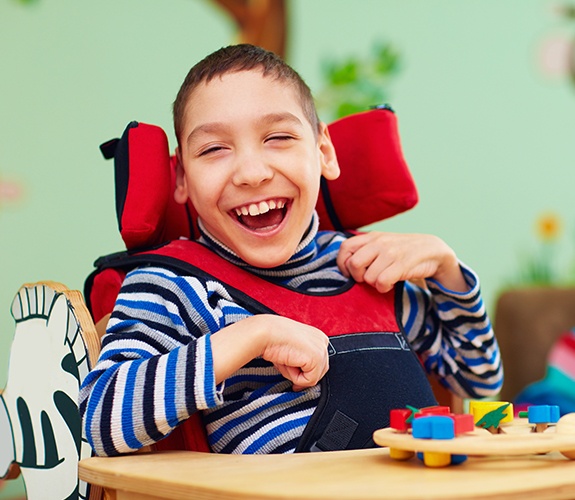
xmin=80 ymin=44 xmax=502 ymax=456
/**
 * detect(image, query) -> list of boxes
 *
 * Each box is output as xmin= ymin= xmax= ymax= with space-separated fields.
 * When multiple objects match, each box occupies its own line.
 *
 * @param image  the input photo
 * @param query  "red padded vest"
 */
xmin=89 ymin=239 xmax=437 ymax=453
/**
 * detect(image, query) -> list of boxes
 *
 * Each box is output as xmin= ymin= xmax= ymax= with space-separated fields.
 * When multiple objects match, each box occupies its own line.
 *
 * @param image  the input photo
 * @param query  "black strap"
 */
xmin=320 ymin=176 xmax=344 ymax=231
xmin=99 ymin=138 xmax=119 ymax=160
xmin=310 ymin=410 xmax=359 ymax=452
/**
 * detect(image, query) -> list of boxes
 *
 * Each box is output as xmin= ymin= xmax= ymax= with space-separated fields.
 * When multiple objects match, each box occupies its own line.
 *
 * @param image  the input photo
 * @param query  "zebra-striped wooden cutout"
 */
xmin=0 ymin=282 xmax=102 ymax=500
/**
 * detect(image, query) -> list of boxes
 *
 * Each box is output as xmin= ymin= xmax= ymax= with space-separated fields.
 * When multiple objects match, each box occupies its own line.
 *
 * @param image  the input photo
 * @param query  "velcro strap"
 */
xmin=310 ymin=410 xmax=358 ymax=452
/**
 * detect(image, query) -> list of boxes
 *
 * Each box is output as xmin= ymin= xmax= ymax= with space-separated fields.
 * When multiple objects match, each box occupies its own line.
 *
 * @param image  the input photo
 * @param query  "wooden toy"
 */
xmin=374 ymin=403 xmax=575 ymax=468
xmin=387 ymin=405 xmax=473 ymax=467
xmin=390 ymin=408 xmax=414 ymax=433
xmin=468 ymin=400 xmax=513 ymax=433
xmin=412 ymin=415 xmax=456 ymax=467
xmin=416 ymin=405 xmax=451 ymax=417
xmin=0 ymin=282 xmax=101 ymax=499
xmin=555 ymin=413 xmax=575 ymax=459
xmin=519 ymin=404 xmax=560 ymax=433
xmin=388 ymin=408 xmax=417 ymax=460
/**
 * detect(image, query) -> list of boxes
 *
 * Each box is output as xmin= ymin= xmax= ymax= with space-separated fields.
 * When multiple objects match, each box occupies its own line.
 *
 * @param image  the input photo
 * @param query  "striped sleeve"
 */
xmin=79 ymin=266 xmax=225 ymax=457
xmin=402 ymin=263 xmax=503 ymax=399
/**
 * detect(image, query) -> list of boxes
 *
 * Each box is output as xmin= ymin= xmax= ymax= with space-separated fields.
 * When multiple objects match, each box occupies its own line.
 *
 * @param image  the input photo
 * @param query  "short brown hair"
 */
xmin=173 ymin=44 xmax=319 ymax=144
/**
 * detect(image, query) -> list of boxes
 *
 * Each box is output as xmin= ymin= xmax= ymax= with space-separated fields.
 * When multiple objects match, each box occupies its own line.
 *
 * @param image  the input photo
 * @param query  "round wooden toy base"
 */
xmin=373 ymin=418 xmax=575 ymax=458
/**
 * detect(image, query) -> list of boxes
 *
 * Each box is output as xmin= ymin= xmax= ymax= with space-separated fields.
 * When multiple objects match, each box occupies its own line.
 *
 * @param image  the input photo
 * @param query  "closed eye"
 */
xmin=198 ymin=145 xmax=226 ymax=156
xmin=266 ymin=135 xmax=295 ymax=143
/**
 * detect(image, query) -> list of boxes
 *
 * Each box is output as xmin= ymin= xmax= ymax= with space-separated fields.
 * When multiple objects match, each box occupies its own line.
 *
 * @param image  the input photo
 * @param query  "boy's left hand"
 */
xmin=337 ymin=232 xmax=469 ymax=294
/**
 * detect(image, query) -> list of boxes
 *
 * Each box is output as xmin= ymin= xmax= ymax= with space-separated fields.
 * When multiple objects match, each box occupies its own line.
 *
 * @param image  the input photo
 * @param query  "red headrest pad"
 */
xmin=106 ymin=122 xmax=199 ymax=249
xmin=317 ymin=108 xmax=418 ymax=231
xmin=108 ymin=107 xmax=417 ymax=249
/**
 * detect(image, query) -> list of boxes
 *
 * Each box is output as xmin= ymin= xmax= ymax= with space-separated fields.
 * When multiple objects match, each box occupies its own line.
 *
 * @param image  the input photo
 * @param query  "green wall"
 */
xmin=1 ymin=1 xmax=574 ymax=496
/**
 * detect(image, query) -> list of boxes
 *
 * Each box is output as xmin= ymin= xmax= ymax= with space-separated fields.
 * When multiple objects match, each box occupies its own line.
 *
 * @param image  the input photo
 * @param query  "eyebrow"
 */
xmin=186 ymin=112 xmax=304 ymax=146
xmin=259 ymin=112 xmax=303 ymax=128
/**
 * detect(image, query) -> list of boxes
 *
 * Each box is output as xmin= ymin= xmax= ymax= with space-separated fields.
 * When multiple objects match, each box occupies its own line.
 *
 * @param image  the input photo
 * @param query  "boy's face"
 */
xmin=175 ymin=70 xmax=340 ymax=268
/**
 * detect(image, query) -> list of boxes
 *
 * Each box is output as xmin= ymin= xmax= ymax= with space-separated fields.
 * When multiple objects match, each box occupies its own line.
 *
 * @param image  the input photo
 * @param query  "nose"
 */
xmin=231 ymin=151 xmax=274 ymax=187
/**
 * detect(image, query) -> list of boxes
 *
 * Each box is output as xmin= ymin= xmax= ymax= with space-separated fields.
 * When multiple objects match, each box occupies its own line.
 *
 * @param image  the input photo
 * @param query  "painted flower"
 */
xmin=536 ymin=213 xmax=562 ymax=242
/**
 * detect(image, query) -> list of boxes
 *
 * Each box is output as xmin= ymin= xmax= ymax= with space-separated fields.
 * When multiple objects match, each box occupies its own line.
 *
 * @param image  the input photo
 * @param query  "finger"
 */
xmin=280 ymin=365 xmax=316 ymax=390
xmin=359 ymin=255 xmax=394 ymax=293
xmin=336 ymin=245 xmax=354 ymax=277
xmin=336 ymin=234 xmax=373 ymax=275
xmin=367 ymin=261 xmax=406 ymax=294
xmin=276 ymin=352 xmax=329 ymax=391
xmin=291 ymin=368 xmax=320 ymax=389
xmin=295 ymin=348 xmax=328 ymax=384
xmin=342 ymin=245 xmax=381 ymax=283
xmin=275 ymin=363 xmax=296 ymax=378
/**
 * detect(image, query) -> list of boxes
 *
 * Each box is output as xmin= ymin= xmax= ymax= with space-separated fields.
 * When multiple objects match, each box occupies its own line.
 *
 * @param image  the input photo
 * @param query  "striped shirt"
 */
xmin=80 ymin=215 xmax=503 ymax=456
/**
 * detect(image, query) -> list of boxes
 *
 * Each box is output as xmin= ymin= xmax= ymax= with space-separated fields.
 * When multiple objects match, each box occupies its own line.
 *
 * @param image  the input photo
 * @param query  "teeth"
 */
xmin=258 ymin=201 xmax=270 ymax=214
xmin=235 ymin=199 xmax=286 ymax=217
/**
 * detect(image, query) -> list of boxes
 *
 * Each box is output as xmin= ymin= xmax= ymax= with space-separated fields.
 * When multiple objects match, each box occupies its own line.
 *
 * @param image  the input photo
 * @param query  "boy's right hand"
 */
xmin=259 ymin=315 xmax=330 ymax=391
xmin=210 ymin=314 xmax=330 ymax=391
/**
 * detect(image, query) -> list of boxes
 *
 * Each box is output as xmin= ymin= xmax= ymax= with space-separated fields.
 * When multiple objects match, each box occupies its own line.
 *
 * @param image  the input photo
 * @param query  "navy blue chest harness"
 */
xmin=91 ymin=239 xmax=437 ymax=452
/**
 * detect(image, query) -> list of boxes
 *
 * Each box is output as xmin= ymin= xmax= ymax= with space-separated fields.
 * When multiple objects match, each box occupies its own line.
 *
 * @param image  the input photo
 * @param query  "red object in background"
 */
xmin=0 ymin=179 xmax=23 ymax=203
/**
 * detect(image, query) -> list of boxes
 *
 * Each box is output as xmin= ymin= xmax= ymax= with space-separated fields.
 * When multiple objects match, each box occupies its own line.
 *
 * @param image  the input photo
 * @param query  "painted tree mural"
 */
xmin=212 ymin=0 xmax=287 ymax=58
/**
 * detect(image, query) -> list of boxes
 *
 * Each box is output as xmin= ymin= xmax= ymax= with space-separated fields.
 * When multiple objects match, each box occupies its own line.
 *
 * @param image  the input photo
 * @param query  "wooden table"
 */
xmin=79 ymin=447 xmax=575 ymax=500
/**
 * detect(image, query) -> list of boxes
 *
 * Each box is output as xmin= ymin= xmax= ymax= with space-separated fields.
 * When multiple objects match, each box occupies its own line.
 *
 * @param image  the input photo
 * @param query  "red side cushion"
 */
xmin=117 ymin=125 xmax=199 ymax=249
xmin=317 ymin=109 xmax=418 ymax=231
xmin=88 ymin=268 xmax=126 ymax=324
xmin=115 ymin=107 xmax=417 ymax=249
xmin=118 ymin=123 xmax=172 ymax=249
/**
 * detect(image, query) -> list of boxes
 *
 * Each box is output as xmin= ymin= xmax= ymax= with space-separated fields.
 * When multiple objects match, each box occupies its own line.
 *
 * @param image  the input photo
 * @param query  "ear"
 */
xmin=174 ymin=147 xmax=189 ymax=205
xmin=318 ymin=123 xmax=340 ymax=181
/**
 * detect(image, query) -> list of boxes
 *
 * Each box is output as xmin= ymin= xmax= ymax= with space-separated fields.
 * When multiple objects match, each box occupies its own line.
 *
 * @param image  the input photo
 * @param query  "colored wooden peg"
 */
xmin=412 ymin=416 xmax=458 ymax=467
xmin=469 ymin=401 xmax=513 ymax=434
xmin=527 ymin=405 xmax=560 ymax=424
xmin=451 ymin=413 xmax=475 ymax=436
xmin=389 ymin=448 xmax=415 ymax=461
xmin=450 ymin=454 xmax=468 ymax=465
xmin=412 ymin=415 xmax=455 ymax=440
xmin=423 ymin=451 xmax=452 ymax=467
xmin=389 ymin=407 xmax=417 ymax=459
xmin=527 ymin=405 xmax=560 ymax=433
xmin=390 ymin=408 xmax=413 ymax=433
xmin=386 ymin=408 xmax=473 ymax=466
xmin=417 ymin=405 xmax=451 ymax=417
xmin=404 ymin=405 xmax=420 ymax=423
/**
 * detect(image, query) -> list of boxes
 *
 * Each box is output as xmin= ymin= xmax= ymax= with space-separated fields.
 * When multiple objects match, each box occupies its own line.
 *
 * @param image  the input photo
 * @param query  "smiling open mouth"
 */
xmin=233 ymin=199 xmax=288 ymax=231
